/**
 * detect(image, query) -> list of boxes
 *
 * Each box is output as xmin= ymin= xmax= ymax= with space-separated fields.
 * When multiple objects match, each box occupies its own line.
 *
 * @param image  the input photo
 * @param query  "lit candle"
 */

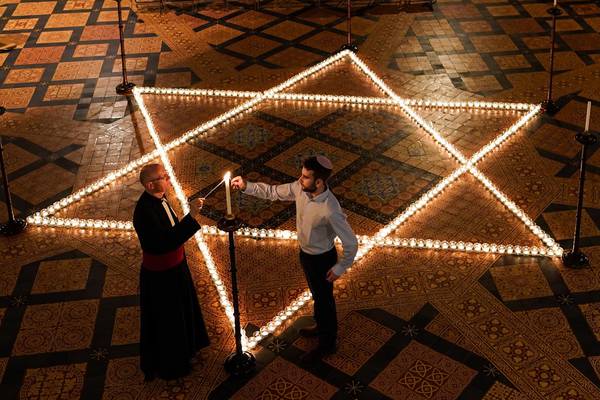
xmin=224 ymin=171 xmax=232 ymax=216
xmin=553 ymin=0 xmax=557 ymax=7
xmin=585 ymin=101 xmax=591 ymax=132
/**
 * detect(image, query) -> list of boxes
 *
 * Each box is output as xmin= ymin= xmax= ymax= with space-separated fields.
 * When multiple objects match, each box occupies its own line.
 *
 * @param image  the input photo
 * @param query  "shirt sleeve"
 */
xmin=329 ymin=209 xmax=359 ymax=276
xmin=243 ymin=180 xmax=300 ymax=202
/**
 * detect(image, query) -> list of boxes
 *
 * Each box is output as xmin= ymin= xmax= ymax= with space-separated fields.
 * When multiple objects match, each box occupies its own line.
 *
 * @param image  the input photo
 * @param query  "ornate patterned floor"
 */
xmin=1 ymin=0 xmax=600 ymax=399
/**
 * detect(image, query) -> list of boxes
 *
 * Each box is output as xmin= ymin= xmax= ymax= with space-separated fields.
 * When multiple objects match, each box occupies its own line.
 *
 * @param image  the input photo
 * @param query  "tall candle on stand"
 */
xmin=224 ymin=171 xmax=232 ymax=216
xmin=585 ymin=101 xmax=591 ymax=132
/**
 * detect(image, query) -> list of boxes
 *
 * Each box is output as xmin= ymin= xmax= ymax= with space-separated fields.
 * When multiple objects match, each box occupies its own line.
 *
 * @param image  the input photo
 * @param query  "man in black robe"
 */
xmin=133 ymin=163 xmax=209 ymax=381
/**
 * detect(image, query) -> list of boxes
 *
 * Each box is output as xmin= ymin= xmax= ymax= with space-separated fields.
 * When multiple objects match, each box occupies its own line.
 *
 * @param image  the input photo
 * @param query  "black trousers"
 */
xmin=299 ymin=247 xmax=338 ymax=347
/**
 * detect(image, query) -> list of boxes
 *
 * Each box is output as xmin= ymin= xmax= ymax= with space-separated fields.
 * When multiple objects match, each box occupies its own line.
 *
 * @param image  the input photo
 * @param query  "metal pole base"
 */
xmin=542 ymin=99 xmax=559 ymax=115
xmin=562 ymin=249 xmax=590 ymax=269
xmin=0 ymin=217 xmax=27 ymax=236
xmin=576 ymin=132 xmax=597 ymax=146
xmin=340 ymin=43 xmax=358 ymax=53
xmin=116 ymin=82 xmax=136 ymax=95
xmin=224 ymin=351 xmax=256 ymax=377
xmin=547 ymin=6 xmax=562 ymax=16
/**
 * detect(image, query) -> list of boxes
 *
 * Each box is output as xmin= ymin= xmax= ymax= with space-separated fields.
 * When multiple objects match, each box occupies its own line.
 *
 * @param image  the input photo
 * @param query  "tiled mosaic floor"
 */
xmin=1 ymin=0 xmax=600 ymax=398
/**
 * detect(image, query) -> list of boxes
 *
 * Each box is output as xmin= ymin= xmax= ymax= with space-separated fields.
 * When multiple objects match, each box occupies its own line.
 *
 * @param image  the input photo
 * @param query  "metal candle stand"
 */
xmin=218 ymin=214 xmax=256 ymax=376
xmin=542 ymin=6 xmax=562 ymax=115
xmin=0 ymin=107 xmax=27 ymax=236
xmin=340 ymin=0 xmax=358 ymax=53
xmin=562 ymin=130 xmax=597 ymax=268
xmin=115 ymin=0 xmax=135 ymax=95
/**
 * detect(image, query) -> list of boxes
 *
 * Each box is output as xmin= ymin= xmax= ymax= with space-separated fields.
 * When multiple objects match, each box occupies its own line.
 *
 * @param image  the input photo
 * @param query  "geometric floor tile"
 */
xmin=111 ymin=306 xmax=140 ymax=345
xmin=231 ymin=357 xmax=337 ymax=400
xmin=370 ymin=341 xmax=477 ymax=399
xmin=578 ymin=303 xmax=600 ymax=341
xmin=293 ymin=311 xmax=395 ymax=375
xmin=489 ymin=263 xmax=554 ymax=301
xmin=482 ymin=381 xmax=525 ymax=400
xmin=13 ymin=300 xmax=98 ymax=355
xmin=20 ymin=363 xmax=87 ymax=399
xmin=31 ymin=258 xmax=92 ymax=294
xmin=516 ymin=308 xmax=584 ymax=359
xmin=104 ymin=357 xmax=144 ymax=386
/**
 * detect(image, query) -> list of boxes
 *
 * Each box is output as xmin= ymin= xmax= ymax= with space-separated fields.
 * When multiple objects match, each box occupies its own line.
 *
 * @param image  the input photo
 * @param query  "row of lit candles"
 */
xmin=26 ymin=214 xmax=558 ymax=257
xmin=28 ymin=125 xmax=558 ymax=260
xmin=137 ymin=86 xmax=536 ymax=112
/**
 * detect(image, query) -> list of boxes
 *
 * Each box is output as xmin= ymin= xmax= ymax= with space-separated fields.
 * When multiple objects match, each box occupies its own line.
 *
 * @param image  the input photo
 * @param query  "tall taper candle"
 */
xmin=224 ymin=172 xmax=232 ymax=216
xmin=585 ymin=101 xmax=591 ymax=132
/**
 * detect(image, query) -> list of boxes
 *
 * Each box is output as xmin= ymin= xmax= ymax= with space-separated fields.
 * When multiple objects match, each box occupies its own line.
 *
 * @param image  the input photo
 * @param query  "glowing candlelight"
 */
xmin=585 ymin=101 xmax=591 ymax=132
xmin=224 ymin=171 xmax=232 ymax=216
xmin=553 ymin=0 xmax=557 ymax=7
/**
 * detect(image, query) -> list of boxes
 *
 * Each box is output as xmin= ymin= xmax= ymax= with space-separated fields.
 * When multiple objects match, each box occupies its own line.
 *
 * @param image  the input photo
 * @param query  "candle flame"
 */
xmin=224 ymin=171 xmax=231 ymax=182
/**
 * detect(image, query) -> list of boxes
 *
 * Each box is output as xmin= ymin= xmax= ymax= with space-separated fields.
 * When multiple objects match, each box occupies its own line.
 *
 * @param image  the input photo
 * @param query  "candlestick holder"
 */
xmin=0 ymin=107 xmax=27 ymax=236
xmin=542 ymin=6 xmax=562 ymax=115
xmin=339 ymin=0 xmax=358 ymax=53
xmin=217 ymin=215 xmax=256 ymax=376
xmin=115 ymin=0 xmax=135 ymax=95
xmin=562 ymin=130 xmax=597 ymax=268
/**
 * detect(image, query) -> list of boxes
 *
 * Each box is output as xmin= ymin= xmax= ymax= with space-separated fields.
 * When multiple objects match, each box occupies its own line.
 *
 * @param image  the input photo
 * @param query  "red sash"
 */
xmin=142 ymin=246 xmax=185 ymax=271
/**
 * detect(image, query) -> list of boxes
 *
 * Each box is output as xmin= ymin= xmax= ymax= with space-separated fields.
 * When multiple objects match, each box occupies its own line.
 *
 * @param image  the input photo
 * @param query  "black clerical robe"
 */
xmin=133 ymin=191 xmax=210 ymax=380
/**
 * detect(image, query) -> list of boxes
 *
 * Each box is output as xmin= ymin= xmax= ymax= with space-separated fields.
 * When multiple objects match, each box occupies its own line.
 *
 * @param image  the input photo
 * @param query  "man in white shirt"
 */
xmin=231 ymin=156 xmax=358 ymax=360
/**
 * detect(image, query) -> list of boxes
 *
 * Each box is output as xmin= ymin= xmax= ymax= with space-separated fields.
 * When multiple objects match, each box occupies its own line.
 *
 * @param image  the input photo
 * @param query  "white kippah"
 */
xmin=316 ymin=155 xmax=333 ymax=170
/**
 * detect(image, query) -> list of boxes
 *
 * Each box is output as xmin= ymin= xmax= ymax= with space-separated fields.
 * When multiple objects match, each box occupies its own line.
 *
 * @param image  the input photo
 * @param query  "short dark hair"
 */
xmin=302 ymin=156 xmax=332 ymax=183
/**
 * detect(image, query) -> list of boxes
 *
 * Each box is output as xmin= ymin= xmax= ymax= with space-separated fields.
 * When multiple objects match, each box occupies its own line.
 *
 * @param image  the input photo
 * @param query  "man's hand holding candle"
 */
xmin=189 ymin=198 xmax=204 ymax=220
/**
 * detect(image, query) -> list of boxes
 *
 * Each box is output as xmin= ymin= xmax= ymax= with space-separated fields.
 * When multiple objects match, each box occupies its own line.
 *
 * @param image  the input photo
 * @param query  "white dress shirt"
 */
xmin=244 ymin=180 xmax=358 ymax=276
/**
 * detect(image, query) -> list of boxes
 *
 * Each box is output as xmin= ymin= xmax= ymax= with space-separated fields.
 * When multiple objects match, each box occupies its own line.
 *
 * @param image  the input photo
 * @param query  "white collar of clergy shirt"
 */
xmin=161 ymin=197 xmax=176 ymax=227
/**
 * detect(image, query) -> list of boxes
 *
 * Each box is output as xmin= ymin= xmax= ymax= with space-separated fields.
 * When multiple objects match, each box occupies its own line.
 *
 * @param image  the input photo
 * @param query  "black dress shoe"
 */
xmin=299 ymin=324 xmax=319 ymax=337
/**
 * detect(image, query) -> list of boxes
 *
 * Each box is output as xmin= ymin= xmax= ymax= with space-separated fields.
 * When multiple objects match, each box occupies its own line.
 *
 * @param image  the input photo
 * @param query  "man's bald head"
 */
xmin=139 ymin=163 xmax=170 ymax=197
xmin=140 ymin=163 xmax=164 ymax=185
xmin=140 ymin=163 xmax=162 ymax=185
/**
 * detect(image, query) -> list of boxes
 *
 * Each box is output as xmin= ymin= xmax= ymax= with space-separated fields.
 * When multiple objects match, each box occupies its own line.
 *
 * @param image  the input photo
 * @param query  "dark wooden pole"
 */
xmin=542 ymin=6 xmax=562 ymax=115
xmin=218 ymin=216 xmax=256 ymax=376
xmin=0 ymin=107 xmax=27 ymax=236
xmin=562 ymin=131 xmax=597 ymax=268
xmin=115 ymin=0 xmax=135 ymax=95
